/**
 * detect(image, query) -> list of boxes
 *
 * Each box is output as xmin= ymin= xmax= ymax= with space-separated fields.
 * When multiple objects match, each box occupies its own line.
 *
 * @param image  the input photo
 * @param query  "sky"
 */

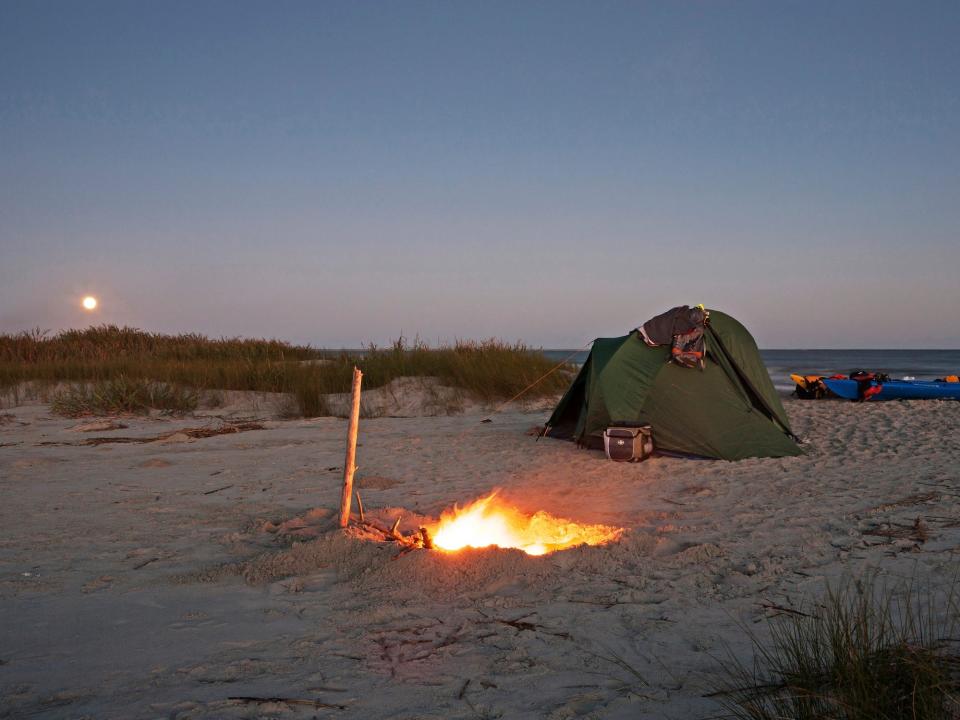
xmin=1 ymin=1 xmax=958 ymax=348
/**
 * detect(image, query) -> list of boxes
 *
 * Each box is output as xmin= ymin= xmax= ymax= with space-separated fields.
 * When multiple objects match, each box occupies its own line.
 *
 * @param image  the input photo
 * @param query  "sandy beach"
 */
xmin=5 ymin=0 xmax=959 ymax=715
xmin=1 ymin=392 xmax=958 ymax=718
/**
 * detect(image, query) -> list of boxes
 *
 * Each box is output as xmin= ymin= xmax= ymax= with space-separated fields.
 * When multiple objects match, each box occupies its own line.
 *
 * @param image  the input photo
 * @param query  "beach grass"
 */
xmin=715 ymin=575 xmax=960 ymax=720
xmin=0 ymin=326 xmax=571 ymax=416
xmin=50 ymin=376 xmax=200 ymax=417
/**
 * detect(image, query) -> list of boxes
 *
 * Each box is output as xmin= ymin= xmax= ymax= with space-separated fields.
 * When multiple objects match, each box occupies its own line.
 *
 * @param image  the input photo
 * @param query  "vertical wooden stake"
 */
xmin=339 ymin=367 xmax=363 ymax=528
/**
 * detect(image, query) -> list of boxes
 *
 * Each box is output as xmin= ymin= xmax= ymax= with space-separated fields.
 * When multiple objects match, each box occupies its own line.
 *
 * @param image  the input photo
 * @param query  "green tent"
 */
xmin=545 ymin=310 xmax=801 ymax=460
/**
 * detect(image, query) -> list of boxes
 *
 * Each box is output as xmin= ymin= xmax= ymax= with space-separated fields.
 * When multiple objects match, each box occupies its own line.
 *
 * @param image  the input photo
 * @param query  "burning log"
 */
xmin=419 ymin=526 xmax=434 ymax=549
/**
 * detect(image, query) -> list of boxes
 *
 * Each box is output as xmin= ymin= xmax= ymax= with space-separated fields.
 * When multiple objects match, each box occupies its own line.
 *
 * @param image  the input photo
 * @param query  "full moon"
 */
xmin=82 ymin=296 xmax=98 ymax=310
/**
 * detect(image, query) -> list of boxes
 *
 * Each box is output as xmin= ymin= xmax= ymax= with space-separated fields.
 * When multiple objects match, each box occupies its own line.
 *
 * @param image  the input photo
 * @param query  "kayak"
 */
xmin=790 ymin=374 xmax=836 ymax=399
xmin=790 ymin=373 xmax=820 ymax=389
xmin=821 ymin=378 xmax=960 ymax=401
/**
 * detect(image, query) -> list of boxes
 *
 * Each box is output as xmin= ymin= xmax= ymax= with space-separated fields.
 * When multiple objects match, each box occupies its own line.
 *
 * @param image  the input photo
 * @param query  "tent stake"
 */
xmin=338 ymin=367 xmax=363 ymax=528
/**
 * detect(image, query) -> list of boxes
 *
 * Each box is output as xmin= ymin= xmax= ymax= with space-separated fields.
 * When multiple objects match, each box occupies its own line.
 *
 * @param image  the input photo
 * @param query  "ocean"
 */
xmin=542 ymin=349 xmax=960 ymax=394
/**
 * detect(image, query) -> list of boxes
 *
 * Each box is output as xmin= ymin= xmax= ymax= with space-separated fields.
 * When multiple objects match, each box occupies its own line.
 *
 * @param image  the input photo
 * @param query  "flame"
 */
xmin=430 ymin=492 xmax=623 ymax=556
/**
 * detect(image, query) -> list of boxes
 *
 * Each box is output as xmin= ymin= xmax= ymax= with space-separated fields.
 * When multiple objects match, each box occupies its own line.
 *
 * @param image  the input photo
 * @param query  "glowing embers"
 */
xmin=430 ymin=491 xmax=623 ymax=556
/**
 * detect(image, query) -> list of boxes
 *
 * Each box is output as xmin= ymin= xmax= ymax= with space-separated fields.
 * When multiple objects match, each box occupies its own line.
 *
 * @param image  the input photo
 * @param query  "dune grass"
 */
xmin=715 ymin=575 xmax=960 ymax=720
xmin=1 ymin=326 xmax=572 ymax=416
xmin=50 ymin=377 xmax=199 ymax=417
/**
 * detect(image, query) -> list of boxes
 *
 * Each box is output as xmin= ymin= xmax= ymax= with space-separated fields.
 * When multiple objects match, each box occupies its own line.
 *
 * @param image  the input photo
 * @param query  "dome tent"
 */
xmin=544 ymin=310 xmax=801 ymax=460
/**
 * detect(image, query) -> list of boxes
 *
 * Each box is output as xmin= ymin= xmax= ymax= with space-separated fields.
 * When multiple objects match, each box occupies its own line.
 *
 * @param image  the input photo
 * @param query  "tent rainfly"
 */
xmin=544 ymin=309 xmax=801 ymax=461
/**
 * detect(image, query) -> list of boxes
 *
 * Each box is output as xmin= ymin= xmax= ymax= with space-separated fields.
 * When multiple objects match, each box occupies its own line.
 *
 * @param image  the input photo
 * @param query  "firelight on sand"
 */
xmin=82 ymin=296 xmax=98 ymax=310
xmin=430 ymin=491 xmax=623 ymax=556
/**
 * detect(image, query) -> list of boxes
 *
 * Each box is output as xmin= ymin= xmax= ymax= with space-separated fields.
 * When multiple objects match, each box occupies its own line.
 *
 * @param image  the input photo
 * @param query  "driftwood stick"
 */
xmin=360 ymin=519 xmax=391 ymax=536
xmin=759 ymin=601 xmax=815 ymax=618
xmin=338 ymin=367 xmax=363 ymax=528
xmin=355 ymin=490 xmax=365 ymax=522
xmin=203 ymin=484 xmax=234 ymax=495
xmin=389 ymin=516 xmax=411 ymax=543
xmin=228 ymin=696 xmax=346 ymax=710
xmin=358 ymin=520 xmax=416 ymax=547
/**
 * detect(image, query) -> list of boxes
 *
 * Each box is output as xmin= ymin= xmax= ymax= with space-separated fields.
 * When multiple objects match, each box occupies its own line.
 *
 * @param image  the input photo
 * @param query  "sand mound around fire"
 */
xmin=235 ymin=518 xmax=656 ymax=605
xmin=241 ymin=530 xmax=551 ymax=598
xmin=239 ymin=531 xmax=384 ymax=585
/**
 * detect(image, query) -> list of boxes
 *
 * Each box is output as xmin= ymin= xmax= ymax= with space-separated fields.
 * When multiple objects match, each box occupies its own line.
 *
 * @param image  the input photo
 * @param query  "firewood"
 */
xmin=389 ymin=516 xmax=404 ymax=541
xmin=357 ymin=520 xmax=391 ymax=538
xmin=419 ymin=526 xmax=434 ymax=549
xmin=356 ymin=520 xmax=419 ymax=548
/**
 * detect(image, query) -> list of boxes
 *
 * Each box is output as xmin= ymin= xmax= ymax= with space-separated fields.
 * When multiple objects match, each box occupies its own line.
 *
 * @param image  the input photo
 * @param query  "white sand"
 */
xmin=1 ymin=392 xmax=959 ymax=718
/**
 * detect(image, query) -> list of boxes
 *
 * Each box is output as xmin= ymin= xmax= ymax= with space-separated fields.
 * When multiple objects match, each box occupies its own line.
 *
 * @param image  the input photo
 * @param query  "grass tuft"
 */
xmin=715 ymin=574 xmax=960 ymax=720
xmin=51 ymin=377 xmax=198 ymax=417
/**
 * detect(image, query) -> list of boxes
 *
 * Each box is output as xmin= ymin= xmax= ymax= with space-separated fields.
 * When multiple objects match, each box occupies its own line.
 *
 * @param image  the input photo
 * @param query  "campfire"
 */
xmin=348 ymin=491 xmax=622 ymax=556
xmin=336 ymin=368 xmax=624 ymax=557
xmin=429 ymin=491 xmax=623 ymax=556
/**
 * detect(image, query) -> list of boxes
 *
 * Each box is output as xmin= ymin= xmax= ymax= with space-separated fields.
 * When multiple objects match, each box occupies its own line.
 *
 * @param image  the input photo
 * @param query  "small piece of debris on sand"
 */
xmin=69 ymin=420 xmax=128 ymax=433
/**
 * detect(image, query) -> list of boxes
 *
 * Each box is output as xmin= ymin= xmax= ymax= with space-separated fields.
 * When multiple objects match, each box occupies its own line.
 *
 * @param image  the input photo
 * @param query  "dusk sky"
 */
xmin=2 ymin=1 xmax=958 ymax=348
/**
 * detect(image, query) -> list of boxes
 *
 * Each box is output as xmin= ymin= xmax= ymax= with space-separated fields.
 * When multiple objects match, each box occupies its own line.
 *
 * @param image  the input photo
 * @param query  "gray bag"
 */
xmin=603 ymin=426 xmax=654 ymax=462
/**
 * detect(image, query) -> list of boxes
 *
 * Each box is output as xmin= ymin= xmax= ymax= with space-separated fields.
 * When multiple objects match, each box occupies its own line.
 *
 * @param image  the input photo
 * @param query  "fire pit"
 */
xmin=348 ymin=491 xmax=623 ymax=557
xmin=429 ymin=491 xmax=623 ymax=556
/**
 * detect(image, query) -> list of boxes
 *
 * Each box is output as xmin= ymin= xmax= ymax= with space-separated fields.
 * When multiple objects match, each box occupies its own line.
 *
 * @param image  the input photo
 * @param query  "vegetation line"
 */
xmin=1 ymin=326 xmax=573 ymax=417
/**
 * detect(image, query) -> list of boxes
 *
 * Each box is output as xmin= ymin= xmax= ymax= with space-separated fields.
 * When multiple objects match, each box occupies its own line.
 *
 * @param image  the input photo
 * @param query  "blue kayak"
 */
xmin=822 ymin=378 xmax=960 ymax=400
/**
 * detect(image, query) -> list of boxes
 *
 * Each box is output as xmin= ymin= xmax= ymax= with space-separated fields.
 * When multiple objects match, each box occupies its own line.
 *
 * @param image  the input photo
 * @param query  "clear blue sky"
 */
xmin=2 ymin=1 xmax=958 ymax=348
